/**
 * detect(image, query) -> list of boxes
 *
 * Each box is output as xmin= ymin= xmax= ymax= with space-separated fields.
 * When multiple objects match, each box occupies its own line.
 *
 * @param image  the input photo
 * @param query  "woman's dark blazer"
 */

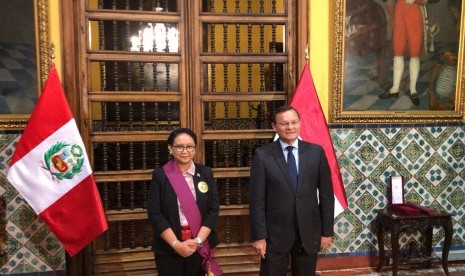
xmin=147 ymin=162 xmax=220 ymax=255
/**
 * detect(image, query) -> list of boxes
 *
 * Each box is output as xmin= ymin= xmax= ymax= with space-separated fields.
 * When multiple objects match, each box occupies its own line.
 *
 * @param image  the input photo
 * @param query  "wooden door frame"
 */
xmin=60 ymin=0 xmax=93 ymax=274
xmin=60 ymin=0 xmax=308 ymax=274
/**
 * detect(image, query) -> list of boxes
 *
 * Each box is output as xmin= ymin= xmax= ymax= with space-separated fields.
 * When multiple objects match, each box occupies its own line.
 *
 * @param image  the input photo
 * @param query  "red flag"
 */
xmin=7 ymin=64 xmax=108 ymax=256
xmin=291 ymin=64 xmax=348 ymax=217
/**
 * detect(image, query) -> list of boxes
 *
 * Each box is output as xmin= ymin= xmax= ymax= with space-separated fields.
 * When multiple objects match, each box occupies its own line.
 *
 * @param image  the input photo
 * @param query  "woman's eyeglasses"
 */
xmin=172 ymin=145 xmax=196 ymax=152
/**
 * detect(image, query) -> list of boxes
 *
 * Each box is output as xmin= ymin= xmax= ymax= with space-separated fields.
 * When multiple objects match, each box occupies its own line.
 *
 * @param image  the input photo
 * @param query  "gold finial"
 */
xmin=305 ymin=44 xmax=309 ymax=60
xmin=50 ymin=43 xmax=55 ymax=62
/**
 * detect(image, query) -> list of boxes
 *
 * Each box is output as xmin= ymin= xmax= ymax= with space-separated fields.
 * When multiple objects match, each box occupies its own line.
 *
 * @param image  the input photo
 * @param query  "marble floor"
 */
xmin=0 ymin=42 xmax=37 ymax=115
xmin=343 ymin=41 xmax=459 ymax=112
xmin=319 ymin=261 xmax=465 ymax=275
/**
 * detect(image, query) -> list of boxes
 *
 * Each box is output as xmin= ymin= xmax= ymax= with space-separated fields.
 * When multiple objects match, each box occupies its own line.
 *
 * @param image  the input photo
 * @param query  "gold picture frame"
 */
xmin=0 ymin=0 xmax=50 ymax=129
xmin=331 ymin=0 xmax=464 ymax=124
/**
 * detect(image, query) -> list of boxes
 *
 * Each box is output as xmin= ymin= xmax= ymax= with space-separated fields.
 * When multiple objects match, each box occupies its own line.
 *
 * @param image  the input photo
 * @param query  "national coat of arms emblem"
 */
xmin=42 ymin=142 xmax=85 ymax=181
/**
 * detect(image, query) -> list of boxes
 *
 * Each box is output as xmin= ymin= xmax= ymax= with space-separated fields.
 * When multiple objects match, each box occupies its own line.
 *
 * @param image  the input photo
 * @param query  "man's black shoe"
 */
xmin=410 ymin=91 xmax=420 ymax=106
xmin=379 ymin=91 xmax=399 ymax=99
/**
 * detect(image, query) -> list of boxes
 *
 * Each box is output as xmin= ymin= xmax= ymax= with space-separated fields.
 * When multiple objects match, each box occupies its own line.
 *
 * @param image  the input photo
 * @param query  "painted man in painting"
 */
xmin=379 ymin=0 xmax=429 ymax=106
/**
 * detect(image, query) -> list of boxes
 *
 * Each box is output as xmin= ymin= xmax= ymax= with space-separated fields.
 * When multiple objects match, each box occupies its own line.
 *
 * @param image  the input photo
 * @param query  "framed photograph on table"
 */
xmin=331 ymin=0 xmax=465 ymax=123
xmin=0 ymin=0 xmax=50 ymax=130
xmin=389 ymin=175 xmax=404 ymax=205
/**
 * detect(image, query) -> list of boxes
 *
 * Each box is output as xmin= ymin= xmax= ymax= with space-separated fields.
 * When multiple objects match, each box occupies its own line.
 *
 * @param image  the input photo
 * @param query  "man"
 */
xmin=379 ymin=0 xmax=429 ymax=106
xmin=249 ymin=105 xmax=334 ymax=276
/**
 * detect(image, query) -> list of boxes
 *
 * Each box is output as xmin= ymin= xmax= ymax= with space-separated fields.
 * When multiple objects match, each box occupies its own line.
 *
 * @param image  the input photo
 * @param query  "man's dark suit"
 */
xmin=249 ymin=139 xmax=334 ymax=274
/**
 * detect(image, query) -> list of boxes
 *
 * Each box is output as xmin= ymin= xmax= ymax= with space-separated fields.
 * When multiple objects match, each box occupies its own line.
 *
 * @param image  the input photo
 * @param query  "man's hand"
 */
xmin=320 ymin=236 xmax=333 ymax=249
xmin=405 ymin=0 xmax=415 ymax=4
xmin=252 ymin=239 xmax=267 ymax=259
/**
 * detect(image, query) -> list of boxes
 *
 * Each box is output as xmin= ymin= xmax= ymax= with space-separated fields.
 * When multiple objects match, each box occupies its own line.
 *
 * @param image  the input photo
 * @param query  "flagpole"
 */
xmin=290 ymin=62 xmax=348 ymax=218
xmin=7 ymin=51 xmax=108 ymax=270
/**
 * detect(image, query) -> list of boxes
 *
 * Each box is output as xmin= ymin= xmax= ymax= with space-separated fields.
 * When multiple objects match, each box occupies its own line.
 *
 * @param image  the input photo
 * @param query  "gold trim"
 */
xmin=37 ymin=0 xmax=51 ymax=88
xmin=331 ymin=0 xmax=465 ymax=124
xmin=0 ymin=0 xmax=50 ymax=130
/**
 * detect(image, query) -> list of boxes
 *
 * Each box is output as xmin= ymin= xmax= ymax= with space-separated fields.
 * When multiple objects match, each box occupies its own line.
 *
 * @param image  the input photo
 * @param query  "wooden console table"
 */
xmin=375 ymin=207 xmax=453 ymax=276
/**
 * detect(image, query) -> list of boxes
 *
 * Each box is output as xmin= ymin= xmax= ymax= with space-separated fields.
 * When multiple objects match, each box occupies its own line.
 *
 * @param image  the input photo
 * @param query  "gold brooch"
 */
xmin=197 ymin=181 xmax=208 ymax=193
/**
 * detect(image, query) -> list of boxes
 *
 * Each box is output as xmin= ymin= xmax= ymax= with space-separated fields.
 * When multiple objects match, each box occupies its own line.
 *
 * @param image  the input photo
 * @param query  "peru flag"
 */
xmin=291 ymin=64 xmax=348 ymax=217
xmin=7 ymin=64 xmax=107 ymax=256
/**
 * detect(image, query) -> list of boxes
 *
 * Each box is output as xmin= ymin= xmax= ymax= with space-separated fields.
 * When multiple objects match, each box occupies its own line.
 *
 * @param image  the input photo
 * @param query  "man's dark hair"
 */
xmin=272 ymin=105 xmax=300 ymax=123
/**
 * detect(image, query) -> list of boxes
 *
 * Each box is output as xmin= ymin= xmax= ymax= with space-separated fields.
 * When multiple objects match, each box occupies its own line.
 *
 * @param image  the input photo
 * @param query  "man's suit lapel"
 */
xmin=296 ymin=140 xmax=310 ymax=193
xmin=272 ymin=141 xmax=296 ymax=193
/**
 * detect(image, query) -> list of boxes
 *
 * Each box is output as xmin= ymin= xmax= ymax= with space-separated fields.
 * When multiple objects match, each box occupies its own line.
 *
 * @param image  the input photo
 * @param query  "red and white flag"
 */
xmin=7 ymin=64 xmax=108 ymax=256
xmin=292 ymin=64 xmax=348 ymax=217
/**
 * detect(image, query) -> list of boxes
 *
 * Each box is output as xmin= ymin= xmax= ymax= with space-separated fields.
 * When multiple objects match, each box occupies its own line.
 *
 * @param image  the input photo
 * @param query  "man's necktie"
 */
xmin=286 ymin=146 xmax=298 ymax=191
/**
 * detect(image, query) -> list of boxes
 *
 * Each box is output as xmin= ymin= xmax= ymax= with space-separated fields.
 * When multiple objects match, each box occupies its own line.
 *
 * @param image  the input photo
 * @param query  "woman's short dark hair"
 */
xmin=272 ymin=105 xmax=300 ymax=123
xmin=167 ymin=128 xmax=197 ymax=145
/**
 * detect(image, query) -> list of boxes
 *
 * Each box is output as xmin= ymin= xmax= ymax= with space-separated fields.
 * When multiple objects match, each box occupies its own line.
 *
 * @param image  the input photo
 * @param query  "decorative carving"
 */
xmin=37 ymin=0 xmax=51 ymax=88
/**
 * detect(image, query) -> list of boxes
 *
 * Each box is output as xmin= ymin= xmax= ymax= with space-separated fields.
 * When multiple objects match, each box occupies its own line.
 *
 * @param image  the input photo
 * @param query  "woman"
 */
xmin=148 ymin=128 xmax=221 ymax=276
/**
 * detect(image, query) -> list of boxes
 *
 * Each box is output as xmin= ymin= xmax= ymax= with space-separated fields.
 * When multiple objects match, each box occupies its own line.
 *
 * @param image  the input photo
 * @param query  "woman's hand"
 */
xmin=173 ymin=239 xmax=198 ymax=257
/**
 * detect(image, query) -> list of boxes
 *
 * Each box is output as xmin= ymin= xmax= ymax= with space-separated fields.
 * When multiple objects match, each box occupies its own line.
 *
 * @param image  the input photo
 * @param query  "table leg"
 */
xmin=391 ymin=230 xmax=400 ymax=276
xmin=442 ymin=220 xmax=453 ymax=275
xmin=376 ymin=220 xmax=385 ymax=272
xmin=425 ymin=226 xmax=433 ymax=268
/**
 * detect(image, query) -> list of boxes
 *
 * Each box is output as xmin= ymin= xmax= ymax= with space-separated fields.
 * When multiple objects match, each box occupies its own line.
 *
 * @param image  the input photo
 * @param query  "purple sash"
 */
xmin=163 ymin=159 xmax=222 ymax=275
